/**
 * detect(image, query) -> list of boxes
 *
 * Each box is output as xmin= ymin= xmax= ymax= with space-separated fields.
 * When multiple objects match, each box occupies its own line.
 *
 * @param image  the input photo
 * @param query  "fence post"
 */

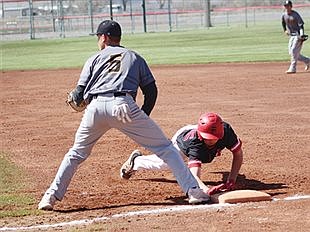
xmin=28 ymin=0 xmax=35 ymax=39
xmin=110 ymin=0 xmax=113 ymax=20
xmin=205 ymin=0 xmax=212 ymax=28
xmin=1 ymin=0 xmax=4 ymax=18
xmin=226 ymin=11 xmax=229 ymax=27
xmin=88 ymin=0 xmax=94 ymax=34
xmin=253 ymin=8 xmax=256 ymax=25
xmin=129 ymin=0 xmax=135 ymax=33
xmin=168 ymin=0 xmax=172 ymax=32
xmin=142 ymin=0 xmax=147 ymax=33
xmin=245 ymin=0 xmax=248 ymax=28
xmin=51 ymin=0 xmax=56 ymax=32
xmin=57 ymin=0 xmax=65 ymax=38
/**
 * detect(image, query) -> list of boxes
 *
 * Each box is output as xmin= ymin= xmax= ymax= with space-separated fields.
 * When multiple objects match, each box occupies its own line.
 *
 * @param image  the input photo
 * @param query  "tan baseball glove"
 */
xmin=66 ymin=86 xmax=87 ymax=112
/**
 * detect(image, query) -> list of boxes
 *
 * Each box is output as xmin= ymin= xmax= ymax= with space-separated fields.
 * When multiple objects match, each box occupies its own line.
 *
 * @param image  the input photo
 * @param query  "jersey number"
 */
xmin=108 ymin=54 xmax=122 ymax=73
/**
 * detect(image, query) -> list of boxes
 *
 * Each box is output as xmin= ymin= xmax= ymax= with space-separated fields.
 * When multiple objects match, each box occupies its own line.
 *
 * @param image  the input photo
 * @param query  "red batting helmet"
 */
xmin=197 ymin=113 xmax=224 ymax=140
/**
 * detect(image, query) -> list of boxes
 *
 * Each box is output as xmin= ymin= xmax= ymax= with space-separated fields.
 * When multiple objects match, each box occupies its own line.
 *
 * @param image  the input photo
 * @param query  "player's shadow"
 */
xmin=54 ymin=173 xmax=288 ymax=213
xmin=207 ymin=171 xmax=288 ymax=195
xmin=142 ymin=171 xmax=288 ymax=197
xmin=54 ymin=199 xmax=189 ymax=213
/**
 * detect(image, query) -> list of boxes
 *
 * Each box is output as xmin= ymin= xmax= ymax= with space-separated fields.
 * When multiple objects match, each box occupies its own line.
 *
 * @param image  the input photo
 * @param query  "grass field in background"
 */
xmin=2 ymin=21 xmax=309 ymax=71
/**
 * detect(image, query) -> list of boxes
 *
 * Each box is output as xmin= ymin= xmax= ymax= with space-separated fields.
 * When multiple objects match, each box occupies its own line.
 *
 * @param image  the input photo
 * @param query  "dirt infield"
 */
xmin=1 ymin=63 xmax=310 ymax=231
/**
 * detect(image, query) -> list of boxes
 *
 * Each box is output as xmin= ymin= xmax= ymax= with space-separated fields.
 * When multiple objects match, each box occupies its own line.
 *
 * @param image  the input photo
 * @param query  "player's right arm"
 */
xmin=188 ymin=160 xmax=209 ymax=193
xmin=282 ymin=15 xmax=289 ymax=35
xmin=190 ymin=168 xmax=209 ymax=193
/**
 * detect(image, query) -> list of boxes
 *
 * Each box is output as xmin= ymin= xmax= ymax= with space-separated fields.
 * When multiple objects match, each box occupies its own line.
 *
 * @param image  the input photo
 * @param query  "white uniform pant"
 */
xmin=132 ymin=125 xmax=196 ymax=171
xmin=288 ymin=35 xmax=309 ymax=71
xmin=45 ymin=95 xmax=198 ymax=200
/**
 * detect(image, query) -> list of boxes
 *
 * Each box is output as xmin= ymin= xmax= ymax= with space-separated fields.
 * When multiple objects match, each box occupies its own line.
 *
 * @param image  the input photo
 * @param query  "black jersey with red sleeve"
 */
xmin=176 ymin=122 xmax=242 ymax=164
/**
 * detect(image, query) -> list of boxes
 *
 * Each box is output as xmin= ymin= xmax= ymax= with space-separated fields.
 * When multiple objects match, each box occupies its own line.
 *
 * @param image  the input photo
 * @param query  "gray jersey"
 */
xmin=78 ymin=45 xmax=155 ymax=100
xmin=282 ymin=10 xmax=304 ymax=35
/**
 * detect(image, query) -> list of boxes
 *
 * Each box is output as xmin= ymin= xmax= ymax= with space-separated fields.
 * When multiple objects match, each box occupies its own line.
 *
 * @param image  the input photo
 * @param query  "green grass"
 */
xmin=0 ymin=152 xmax=37 ymax=218
xmin=1 ymin=38 xmax=96 ymax=70
xmin=2 ymin=21 xmax=309 ymax=71
xmin=125 ymin=23 xmax=290 ymax=64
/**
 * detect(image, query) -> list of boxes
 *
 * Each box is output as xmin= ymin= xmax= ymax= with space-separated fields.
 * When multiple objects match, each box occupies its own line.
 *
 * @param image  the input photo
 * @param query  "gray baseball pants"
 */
xmin=45 ymin=94 xmax=198 ymax=200
xmin=288 ymin=35 xmax=309 ymax=71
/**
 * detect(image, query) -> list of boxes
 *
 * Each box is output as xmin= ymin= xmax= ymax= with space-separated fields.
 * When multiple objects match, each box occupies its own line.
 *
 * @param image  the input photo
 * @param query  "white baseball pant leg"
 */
xmin=132 ymin=125 xmax=196 ymax=171
xmin=288 ymin=36 xmax=309 ymax=71
xmin=44 ymin=95 xmax=198 ymax=200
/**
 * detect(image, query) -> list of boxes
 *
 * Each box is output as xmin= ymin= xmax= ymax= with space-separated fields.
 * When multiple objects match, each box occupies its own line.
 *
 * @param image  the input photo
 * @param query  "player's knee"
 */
xmin=154 ymin=144 xmax=179 ymax=160
xmin=66 ymin=149 xmax=89 ymax=163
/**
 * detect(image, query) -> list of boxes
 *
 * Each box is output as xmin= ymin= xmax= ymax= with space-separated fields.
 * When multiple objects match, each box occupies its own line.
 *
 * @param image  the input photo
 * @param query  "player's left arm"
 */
xmin=207 ymin=149 xmax=242 ymax=195
xmin=207 ymin=146 xmax=243 ymax=195
xmin=299 ymin=24 xmax=305 ymax=36
xmin=296 ymin=12 xmax=305 ymax=36
xmin=224 ymin=123 xmax=243 ymax=183
xmin=297 ymin=24 xmax=308 ymax=42
xmin=281 ymin=15 xmax=287 ymax=34
xmin=138 ymin=56 xmax=158 ymax=116
xmin=227 ymin=147 xmax=243 ymax=183
xmin=140 ymin=81 xmax=158 ymax=116
xmin=207 ymin=132 xmax=243 ymax=195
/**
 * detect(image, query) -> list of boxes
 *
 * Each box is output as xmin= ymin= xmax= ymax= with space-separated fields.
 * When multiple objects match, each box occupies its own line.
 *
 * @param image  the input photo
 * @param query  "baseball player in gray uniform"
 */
xmin=38 ymin=20 xmax=209 ymax=210
xmin=282 ymin=0 xmax=309 ymax=73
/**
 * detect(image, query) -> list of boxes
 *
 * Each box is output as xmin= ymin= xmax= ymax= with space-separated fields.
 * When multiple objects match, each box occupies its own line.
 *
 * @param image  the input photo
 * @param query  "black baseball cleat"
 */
xmin=120 ymin=150 xmax=142 ymax=179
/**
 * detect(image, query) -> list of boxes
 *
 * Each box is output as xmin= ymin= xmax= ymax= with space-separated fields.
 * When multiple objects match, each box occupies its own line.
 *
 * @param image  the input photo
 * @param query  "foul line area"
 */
xmin=1 ymin=195 xmax=310 ymax=231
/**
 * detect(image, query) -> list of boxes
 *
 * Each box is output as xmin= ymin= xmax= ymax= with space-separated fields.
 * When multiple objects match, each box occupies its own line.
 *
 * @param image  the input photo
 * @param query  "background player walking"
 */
xmin=120 ymin=112 xmax=244 ymax=195
xmin=281 ymin=0 xmax=309 ymax=74
xmin=38 ymin=20 xmax=209 ymax=210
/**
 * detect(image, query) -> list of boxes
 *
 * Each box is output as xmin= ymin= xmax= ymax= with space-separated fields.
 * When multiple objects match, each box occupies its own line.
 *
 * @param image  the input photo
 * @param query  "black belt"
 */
xmin=113 ymin=92 xmax=127 ymax=97
xmin=92 ymin=92 xmax=127 ymax=99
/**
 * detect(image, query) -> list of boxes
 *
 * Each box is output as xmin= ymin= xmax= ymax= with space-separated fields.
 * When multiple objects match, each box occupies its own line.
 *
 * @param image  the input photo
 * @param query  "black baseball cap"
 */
xmin=91 ymin=20 xmax=122 ymax=37
xmin=283 ymin=0 xmax=292 ymax=6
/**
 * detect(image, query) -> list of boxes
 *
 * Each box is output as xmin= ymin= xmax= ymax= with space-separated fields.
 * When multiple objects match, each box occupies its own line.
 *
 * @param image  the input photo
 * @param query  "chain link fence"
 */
xmin=1 ymin=0 xmax=310 ymax=40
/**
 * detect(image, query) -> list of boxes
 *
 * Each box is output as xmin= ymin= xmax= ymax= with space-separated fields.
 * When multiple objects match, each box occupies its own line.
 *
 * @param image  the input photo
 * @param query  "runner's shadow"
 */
xmin=56 ymin=173 xmax=288 ymax=213
xmin=206 ymin=171 xmax=288 ymax=193
xmin=140 ymin=172 xmax=288 ymax=194
xmin=136 ymin=178 xmax=177 ymax=184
